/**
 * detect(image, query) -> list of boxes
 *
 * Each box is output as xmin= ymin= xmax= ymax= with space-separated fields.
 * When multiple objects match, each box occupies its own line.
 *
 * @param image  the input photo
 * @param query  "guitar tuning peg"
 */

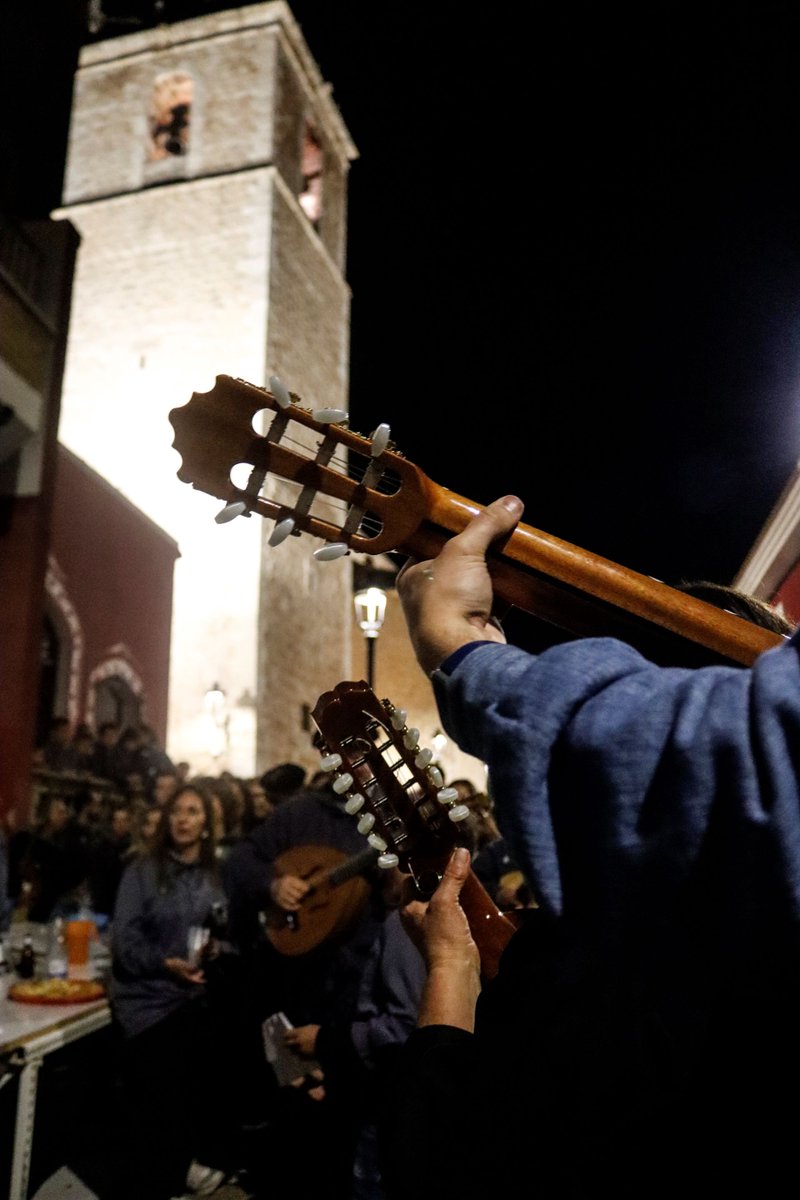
xmin=370 ymin=424 xmax=391 ymax=457
xmin=268 ymin=517 xmax=295 ymax=547
xmin=357 ymin=812 xmax=376 ymax=835
xmin=378 ymin=852 xmax=400 ymax=870
xmin=403 ymin=728 xmax=420 ymax=750
xmin=415 ymin=747 xmax=434 ymax=769
xmin=435 ymin=785 xmax=470 ymax=824
xmin=428 ymin=765 xmax=444 ymax=788
xmin=332 ymin=772 xmax=354 ymax=794
xmin=344 ymin=793 xmax=365 ymax=815
xmin=269 ymin=374 xmax=292 ymax=409
xmin=319 ymin=753 xmax=342 ymax=772
xmin=313 ymin=407 xmax=349 ymax=424
xmin=436 ymin=787 xmax=459 ymax=806
xmin=367 ymin=832 xmax=387 ymax=852
xmin=390 ymin=708 xmax=407 ymax=731
xmin=215 ymin=500 xmax=250 ymax=524
xmin=313 ymin=543 xmax=350 ymax=561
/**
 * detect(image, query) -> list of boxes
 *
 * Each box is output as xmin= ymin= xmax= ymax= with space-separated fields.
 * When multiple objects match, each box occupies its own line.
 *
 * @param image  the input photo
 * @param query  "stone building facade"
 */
xmin=54 ymin=2 xmax=358 ymax=776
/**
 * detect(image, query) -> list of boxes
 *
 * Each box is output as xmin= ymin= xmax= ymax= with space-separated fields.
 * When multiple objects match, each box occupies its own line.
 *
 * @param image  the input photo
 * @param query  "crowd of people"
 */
xmin=5 ymin=532 xmax=797 ymax=1200
xmin=1 ymin=715 xmax=521 ymax=1200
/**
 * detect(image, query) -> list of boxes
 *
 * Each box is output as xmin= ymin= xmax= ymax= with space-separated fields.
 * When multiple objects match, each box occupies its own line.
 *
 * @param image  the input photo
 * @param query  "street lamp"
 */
xmin=353 ymin=586 xmax=387 ymax=689
xmin=203 ymin=681 xmax=229 ymax=761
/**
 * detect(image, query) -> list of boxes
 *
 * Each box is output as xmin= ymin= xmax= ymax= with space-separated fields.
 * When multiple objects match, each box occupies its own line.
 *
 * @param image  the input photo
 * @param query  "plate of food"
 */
xmin=8 ymin=978 xmax=106 ymax=1005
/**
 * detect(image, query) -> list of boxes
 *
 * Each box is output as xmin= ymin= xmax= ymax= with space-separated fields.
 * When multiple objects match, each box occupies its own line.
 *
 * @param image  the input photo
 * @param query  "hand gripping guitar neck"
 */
xmin=169 ymin=374 xmax=782 ymax=667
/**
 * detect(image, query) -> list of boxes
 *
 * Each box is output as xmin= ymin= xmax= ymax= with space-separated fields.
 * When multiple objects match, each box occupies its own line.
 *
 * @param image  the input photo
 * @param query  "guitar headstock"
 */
xmin=311 ymin=680 xmax=473 ymax=895
xmin=169 ymin=374 xmax=432 ymax=557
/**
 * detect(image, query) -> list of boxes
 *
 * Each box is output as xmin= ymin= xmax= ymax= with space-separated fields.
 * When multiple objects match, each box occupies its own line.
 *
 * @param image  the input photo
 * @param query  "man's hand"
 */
xmin=396 ymin=495 xmax=524 ymax=676
xmin=401 ymin=846 xmax=482 ymax=1032
xmin=270 ymin=873 xmax=310 ymax=911
xmin=283 ymin=1023 xmax=321 ymax=1057
xmin=164 ymin=956 xmax=205 ymax=985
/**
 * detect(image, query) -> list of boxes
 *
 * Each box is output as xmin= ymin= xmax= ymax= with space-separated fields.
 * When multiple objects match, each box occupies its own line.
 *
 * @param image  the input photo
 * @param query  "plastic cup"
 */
xmin=65 ymin=919 xmax=96 ymax=968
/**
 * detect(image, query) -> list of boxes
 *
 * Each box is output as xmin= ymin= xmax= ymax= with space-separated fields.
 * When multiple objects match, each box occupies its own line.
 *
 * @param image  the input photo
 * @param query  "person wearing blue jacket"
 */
xmin=385 ymin=494 xmax=800 ymax=1200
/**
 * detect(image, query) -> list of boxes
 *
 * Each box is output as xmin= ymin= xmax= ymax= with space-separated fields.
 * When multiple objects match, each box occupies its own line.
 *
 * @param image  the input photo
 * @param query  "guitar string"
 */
xmin=253 ymin=426 xmax=389 ymax=541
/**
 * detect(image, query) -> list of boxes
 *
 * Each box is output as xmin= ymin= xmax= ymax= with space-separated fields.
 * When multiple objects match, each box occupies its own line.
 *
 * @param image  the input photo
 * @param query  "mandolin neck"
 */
xmin=325 ymin=846 xmax=380 ymax=889
xmin=459 ymin=869 xmax=518 ymax=982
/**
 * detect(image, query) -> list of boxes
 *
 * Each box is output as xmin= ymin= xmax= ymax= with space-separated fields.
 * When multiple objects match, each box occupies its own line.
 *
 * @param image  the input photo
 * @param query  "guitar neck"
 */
xmin=407 ymin=480 xmax=781 ymax=668
xmin=169 ymin=375 xmax=784 ymax=669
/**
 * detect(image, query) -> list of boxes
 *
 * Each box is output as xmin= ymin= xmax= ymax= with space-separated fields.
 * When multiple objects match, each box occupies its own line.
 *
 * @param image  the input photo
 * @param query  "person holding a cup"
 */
xmin=109 ymin=782 xmax=240 ymax=1199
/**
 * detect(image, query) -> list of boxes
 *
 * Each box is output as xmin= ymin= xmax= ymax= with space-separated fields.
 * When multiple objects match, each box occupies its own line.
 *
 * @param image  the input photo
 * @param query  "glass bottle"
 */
xmin=17 ymin=934 xmax=35 ymax=980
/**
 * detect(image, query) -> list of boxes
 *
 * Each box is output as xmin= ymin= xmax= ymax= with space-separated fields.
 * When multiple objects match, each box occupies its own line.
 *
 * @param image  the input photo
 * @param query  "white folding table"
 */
xmin=0 ymin=993 xmax=111 ymax=1200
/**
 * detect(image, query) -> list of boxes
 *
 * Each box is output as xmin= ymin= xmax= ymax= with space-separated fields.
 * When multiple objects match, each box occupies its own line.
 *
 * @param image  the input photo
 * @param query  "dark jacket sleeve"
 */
xmin=111 ymin=858 xmax=169 ymax=978
xmin=379 ymin=1024 xmax=483 ymax=1200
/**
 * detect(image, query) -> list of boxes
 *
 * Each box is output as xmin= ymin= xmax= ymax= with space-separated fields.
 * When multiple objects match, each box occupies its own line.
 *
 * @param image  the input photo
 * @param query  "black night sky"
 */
xmin=9 ymin=2 xmax=800 ymax=599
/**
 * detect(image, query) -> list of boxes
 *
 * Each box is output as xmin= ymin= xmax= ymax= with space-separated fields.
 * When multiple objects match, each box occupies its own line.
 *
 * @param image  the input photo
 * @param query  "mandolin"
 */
xmin=312 ymin=679 xmax=519 ymax=981
xmin=263 ymin=843 xmax=379 ymax=956
xmin=169 ymin=375 xmax=783 ymax=668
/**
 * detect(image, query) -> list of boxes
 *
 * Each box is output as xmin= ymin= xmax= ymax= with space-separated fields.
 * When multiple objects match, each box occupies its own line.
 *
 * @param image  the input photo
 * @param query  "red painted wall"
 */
xmin=49 ymin=445 xmax=179 ymax=743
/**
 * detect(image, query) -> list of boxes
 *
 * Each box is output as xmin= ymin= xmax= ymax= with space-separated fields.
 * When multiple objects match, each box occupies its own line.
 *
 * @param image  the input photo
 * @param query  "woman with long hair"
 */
xmin=109 ymin=782 xmax=239 ymax=1199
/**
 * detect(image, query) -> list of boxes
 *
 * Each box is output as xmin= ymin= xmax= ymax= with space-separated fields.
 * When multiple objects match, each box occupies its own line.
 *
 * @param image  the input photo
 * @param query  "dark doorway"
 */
xmin=93 ymin=675 xmax=141 ymax=732
xmin=36 ymin=614 xmax=59 ymax=748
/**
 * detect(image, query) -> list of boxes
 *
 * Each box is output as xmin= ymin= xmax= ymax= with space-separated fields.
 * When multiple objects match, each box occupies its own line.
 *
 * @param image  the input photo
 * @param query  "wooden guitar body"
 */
xmin=264 ymin=843 xmax=374 ymax=956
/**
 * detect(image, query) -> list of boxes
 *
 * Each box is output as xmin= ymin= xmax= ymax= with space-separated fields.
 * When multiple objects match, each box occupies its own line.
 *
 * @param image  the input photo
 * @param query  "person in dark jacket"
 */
xmin=223 ymin=776 xmax=390 ymax=1199
xmin=385 ymin=493 xmax=800 ymax=1200
xmin=8 ymin=793 xmax=87 ymax=921
xmin=110 ymin=782 xmax=240 ymax=1200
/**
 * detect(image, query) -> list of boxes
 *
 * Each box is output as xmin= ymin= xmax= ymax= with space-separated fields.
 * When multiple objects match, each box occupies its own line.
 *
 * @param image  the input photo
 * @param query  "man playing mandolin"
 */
xmin=385 ymin=494 xmax=800 ymax=1200
xmin=223 ymin=767 xmax=389 ymax=1199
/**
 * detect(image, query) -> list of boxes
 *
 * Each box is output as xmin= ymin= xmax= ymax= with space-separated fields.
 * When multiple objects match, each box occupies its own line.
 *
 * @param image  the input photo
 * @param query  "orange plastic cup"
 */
xmin=65 ymin=919 xmax=96 ymax=967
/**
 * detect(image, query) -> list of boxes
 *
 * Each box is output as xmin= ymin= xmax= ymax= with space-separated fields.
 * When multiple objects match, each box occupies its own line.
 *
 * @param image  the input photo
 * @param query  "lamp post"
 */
xmin=353 ymin=587 xmax=387 ymax=690
xmin=203 ymin=681 xmax=229 ymax=762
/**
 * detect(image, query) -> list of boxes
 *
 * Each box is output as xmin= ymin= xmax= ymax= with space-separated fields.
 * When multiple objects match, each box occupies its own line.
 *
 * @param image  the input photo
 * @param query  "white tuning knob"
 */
xmin=371 ymin=424 xmax=391 ymax=457
xmin=313 ymin=408 xmax=349 ymax=424
xmin=215 ymin=500 xmax=248 ymax=524
xmin=319 ymin=754 xmax=342 ymax=772
xmin=357 ymin=813 xmax=376 ymax=835
xmin=436 ymin=787 xmax=459 ymax=806
xmin=428 ymin=766 xmax=444 ymax=788
xmin=313 ymin=543 xmax=350 ymax=561
xmin=332 ymin=773 xmax=354 ymax=794
xmin=269 ymin=375 xmax=292 ymax=409
xmin=344 ymin=794 xmax=365 ymax=815
xmin=367 ymin=833 xmax=387 ymax=852
xmin=403 ymin=728 xmax=420 ymax=749
xmin=415 ymin=748 xmax=433 ymax=769
xmin=268 ymin=517 xmax=295 ymax=546
xmin=448 ymin=804 xmax=471 ymax=823
xmin=378 ymin=852 xmax=400 ymax=869
xmin=390 ymin=708 xmax=407 ymax=730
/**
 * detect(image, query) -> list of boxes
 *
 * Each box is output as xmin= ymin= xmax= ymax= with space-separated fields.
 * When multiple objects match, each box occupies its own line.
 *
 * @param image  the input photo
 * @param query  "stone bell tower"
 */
xmin=55 ymin=2 xmax=357 ymax=774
